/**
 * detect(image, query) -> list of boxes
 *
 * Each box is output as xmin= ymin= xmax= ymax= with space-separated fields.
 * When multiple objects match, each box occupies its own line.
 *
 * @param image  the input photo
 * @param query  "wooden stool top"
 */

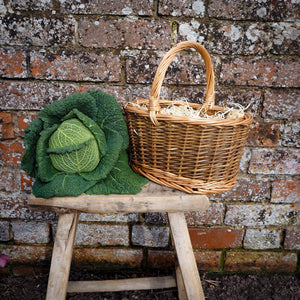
xmin=28 ymin=182 xmax=209 ymax=214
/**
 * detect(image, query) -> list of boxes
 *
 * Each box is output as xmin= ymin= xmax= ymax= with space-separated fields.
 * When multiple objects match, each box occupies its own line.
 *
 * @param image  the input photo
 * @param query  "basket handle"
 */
xmin=149 ymin=41 xmax=215 ymax=125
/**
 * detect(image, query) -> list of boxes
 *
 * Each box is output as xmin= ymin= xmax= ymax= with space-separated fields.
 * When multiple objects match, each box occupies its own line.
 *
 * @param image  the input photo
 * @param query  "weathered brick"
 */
xmin=20 ymin=171 xmax=33 ymax=194
xmin=159 ymin=0 xmax=205 ymax=17
xmin=206 ymin=22 xmax=271 ymax=55
xmin=284 ymin=228 xmax=300 ymax=250
xmin=72 ymin=248 xmax=143 ymax=268
xmin=220 ymin=58 xmax=300 ymax=87
xmin=263 ymin=90 xmax=300 ymax=120
xmin=0 ymin=220 xmax=10 ymax=241
xmin=79 ymin=18 xmax=172 ymax=50
xmin=224 ymin=251 xmax=297 ymax=272
xmin=79 ymin=213 xmax=139 ymax=223
xmin=0 ymin=169 xmax=18 ymax=192
xmin=239 ymin=148 xmax=251 ymax=173
xmin=247 ymin=123 xmax=280 ymax=147
xmin=225 ymin=204 xmax=300 ymax=227
xmin=0 ymin=16 xmax=76 ymax=46
xmin=12 ymin=266 xmax=36 ymax=277
xmin=0 ymin=141 xmax=24 ymax=166
xmin=0 ymin=245 xmax=51 ymax=263
xmin=126 ymin=52 xmax=215 ymax=84
xmin=271 ymin=179 xmax=300 ymax=204
xmin=147 ymin=249 xmax=222 ymax=271
xmin=10 ymin=0 xmax=53 ymax=11
xmin=189 ymin=227 xmax=244 ymax=249
xmin=30 ymin=50 xmax=121 ymax=82
xmin=249 ymin=149 xmax=300 ymax=175
xmin=131 ymin=225 xmax=169 ymax=247
xmin=16 ymin=112 xmax=38 ymax=137
xmin=184 ymin=203 xmax=224 ymax=225
xmin=208 ymin=0 xmax=299 ymax=22
xmin=280 ymin=122 xmax=300 ymax=148
xmin=210 ymin=177 xmax=270 ymax=202
xmin=0 ymin=193 xmax=56 ymax=220
xmin=12 ymin=221 xmax=50 ymax=244
xmin=178 ymin=19 xmax=207 ymax=44
xmin=145 ymin=212 xmax=168 ymax=224
xmin=244 ymin=228 xmax=281 ymax=249
xmin=74 ymin=224 xmax=129 ymax=246
xmin=0 ymin=81 xmax=79 ymax=110
xmin=271 ymin=22 xmax=299 ymax=55
xmin=60 ymin=0 xmax=153 ymax=15
xmin=0 ymin=112 xmax=15 ymax=139
xmin=80 ymin=84 xmax=169 ymax=105
xmin=0 ymin=48 xmax=27 ymax=78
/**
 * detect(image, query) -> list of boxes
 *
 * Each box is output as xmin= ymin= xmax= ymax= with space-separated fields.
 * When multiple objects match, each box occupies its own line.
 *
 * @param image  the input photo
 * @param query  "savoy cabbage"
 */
xmin=21 ymin=90 xmax=148 ymax=198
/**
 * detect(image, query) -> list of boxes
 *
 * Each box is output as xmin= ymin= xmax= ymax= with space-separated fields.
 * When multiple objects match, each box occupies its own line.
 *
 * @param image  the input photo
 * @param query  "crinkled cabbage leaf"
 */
xmin=22 ymin=90 xmax=148 ymax=198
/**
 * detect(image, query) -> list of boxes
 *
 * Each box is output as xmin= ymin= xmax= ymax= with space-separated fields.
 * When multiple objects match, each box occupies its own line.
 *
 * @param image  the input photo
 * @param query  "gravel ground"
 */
xmin=1 ymin=269 xmax=299 ymax=300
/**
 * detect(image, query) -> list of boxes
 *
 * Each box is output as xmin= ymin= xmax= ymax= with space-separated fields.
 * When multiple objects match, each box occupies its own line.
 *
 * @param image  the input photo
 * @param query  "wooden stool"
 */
xmin=28 ymin=182 xmax=209 ymax=300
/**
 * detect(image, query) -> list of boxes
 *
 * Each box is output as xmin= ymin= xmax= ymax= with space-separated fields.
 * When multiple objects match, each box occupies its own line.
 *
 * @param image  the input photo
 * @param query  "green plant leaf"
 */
xmin=88 ymin=90 xmax=129 ymax=150
xmin=21 ymin=118 xmax=43 ymax=177
xmin=33 ymin=174 xmax=97 ymax=198
xmin=86 ymin=150 xmax=148 ymax=195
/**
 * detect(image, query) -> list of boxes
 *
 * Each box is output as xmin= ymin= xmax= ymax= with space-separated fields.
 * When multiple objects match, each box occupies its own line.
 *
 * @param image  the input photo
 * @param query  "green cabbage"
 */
xmin=21 ymin=90 xmax=148 ymax=198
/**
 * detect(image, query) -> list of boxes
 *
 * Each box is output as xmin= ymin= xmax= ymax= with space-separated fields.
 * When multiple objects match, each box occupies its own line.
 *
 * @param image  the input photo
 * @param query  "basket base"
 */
xmin=131 ymin=163 xmax=237 ymax=194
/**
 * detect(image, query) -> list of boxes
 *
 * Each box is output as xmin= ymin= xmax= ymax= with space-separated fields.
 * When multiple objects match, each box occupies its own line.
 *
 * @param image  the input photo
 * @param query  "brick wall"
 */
xmin=0 ymin=0 xmax=299 ymax=275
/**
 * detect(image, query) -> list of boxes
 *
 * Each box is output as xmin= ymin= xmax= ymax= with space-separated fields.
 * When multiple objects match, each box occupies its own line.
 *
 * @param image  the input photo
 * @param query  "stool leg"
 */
xmin=168 ymin=212 xmax=205 ymax=300
xmin=46 ymin=213 xmax=79 ymax=300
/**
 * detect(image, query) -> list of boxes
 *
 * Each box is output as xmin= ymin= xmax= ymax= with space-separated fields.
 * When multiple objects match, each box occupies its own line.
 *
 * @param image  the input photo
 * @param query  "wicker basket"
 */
xmin=124 ymin=41 xmax=253 ymax=194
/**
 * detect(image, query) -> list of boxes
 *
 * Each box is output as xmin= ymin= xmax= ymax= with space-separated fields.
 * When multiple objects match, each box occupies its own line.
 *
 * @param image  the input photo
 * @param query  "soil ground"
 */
xmin=0 ymin=269 xmax=299 ymax=300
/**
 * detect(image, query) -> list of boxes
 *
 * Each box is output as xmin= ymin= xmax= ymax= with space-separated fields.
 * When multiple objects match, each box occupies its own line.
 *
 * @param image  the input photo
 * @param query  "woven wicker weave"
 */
xmin=124 ymin=41 xmax=253 ymax=194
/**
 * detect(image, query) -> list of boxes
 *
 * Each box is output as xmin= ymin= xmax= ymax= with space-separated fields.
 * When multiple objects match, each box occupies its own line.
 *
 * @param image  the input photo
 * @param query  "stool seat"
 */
xmin=28 ymin=182 xmax=209 ymax=300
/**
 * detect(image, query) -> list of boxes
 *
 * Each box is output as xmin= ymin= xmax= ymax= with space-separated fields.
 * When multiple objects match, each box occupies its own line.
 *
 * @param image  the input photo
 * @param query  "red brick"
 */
xmin=189 ymin=227 xmax=244 ymax=249
xmin=0 ymin=112 xmax=15 ymax=139
xmin=225 ymin=204 xmax=300 ymax=227
xmin=74 ymin=224 xmax=129 ymax=246
xmin=0 ymin=245 xmax=51 ymax=264
xmin=0 ymin=81 xmax=79 ymax=110
xmin=185 ymin=203 xmax=224 ymax=226
xmin=208 ymin=0 xmax=299 ymax=21
xmin=284 ymin=228 xmax=300 ymax=250
xmin=281 ymin=121 xmax=300 ymax=148
xmin=210 ymin=177 xmax=270 ymax=202
xmin=30 ymin=50 xmax=121 ymax=82
xmin=126 ymin=52 xmax=212 ymax=84
xmin=147 ymin=249 xmax=222 ymax=271
xmin=61 ymin=0 xmax=153 ymax=15
xmin=159 ymin=0 xmax=205 ymax=17
xmin=224 ymin=251 xmax=297 ymax=272
xmin=0 ymin=141 xmax=24 ymax=166
xmin=0 ymin=16 xmax=76 ymax=47
xmin=0 ymin=48 xmax=27 ymax=78
xmin=262 ymin=90 xmax=300 ymax=120
xmin=79 ymin=18 xmax=172 ymax=50
xmin=0 ymin=169 xmax=18 ymax=192
xmin=16 ymin=113 xmax=38 ymax=137
xmin=20 ymin=171 xmax=33 ymax=193
xmin=220 ymin=58 xmax=300 ymax=87
xmin=271 ymin=179 xmax=300 ymax=204
xmin=72 ymin=248 xmax=143 ymax=268
xmin=247 ymin=123 xmax=280 ymax=147
xmin=249 ymin=149 xmax=300 ymax=175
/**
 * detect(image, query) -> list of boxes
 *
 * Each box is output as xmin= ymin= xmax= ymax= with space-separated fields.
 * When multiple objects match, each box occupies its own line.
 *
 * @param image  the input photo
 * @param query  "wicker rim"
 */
xmin=149 ymin=41 xmax=215 ymax=125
